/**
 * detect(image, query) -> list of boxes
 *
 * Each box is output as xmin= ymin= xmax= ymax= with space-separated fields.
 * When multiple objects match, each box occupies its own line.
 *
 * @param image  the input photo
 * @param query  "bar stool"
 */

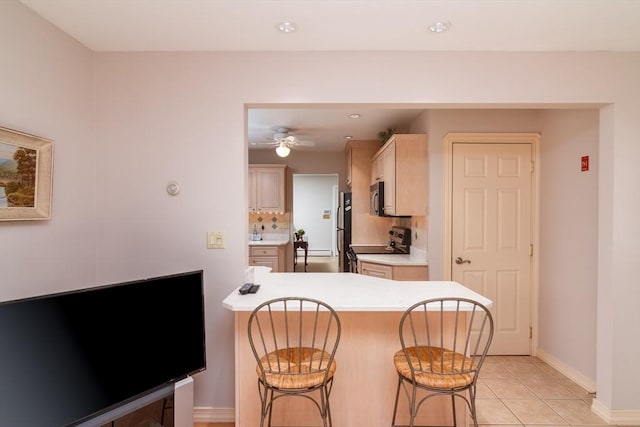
xmin=248 ymin=297 xmax=341 ymax=427
xmin=391 ymin=297 xmax=494 ymax=427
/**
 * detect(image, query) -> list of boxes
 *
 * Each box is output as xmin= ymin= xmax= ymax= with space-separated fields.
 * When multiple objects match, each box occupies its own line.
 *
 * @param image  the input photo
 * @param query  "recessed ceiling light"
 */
xmin=429 ymin=21 xmax=451 ymax=33
xmin=348 ymin=114 xmax=360 ymax=119
xmin=278 ymin=22 xmax=298 ymax=33
xmin=344 ymin=136 xmax=353 ymax=140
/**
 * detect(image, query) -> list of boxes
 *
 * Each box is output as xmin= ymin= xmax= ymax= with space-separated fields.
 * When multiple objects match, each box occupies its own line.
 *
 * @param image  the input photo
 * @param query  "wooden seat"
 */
xmin=248 ymin=297 xmax=341 ymax=427
xmin=391 ymin=298 xmax=494 ymax=427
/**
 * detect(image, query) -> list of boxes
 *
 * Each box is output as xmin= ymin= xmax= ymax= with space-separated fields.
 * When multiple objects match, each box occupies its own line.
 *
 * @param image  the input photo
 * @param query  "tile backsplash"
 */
xmin=249 ymin=212 xmax=291 ymax=235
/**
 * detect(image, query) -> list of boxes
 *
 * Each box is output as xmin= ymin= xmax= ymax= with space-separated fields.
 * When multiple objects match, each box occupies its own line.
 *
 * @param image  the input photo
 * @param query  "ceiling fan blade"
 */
xmin=249 ymin=140 xmax=278 ymax=147
xmin=294 ymin=139 xmax=315 ymax=146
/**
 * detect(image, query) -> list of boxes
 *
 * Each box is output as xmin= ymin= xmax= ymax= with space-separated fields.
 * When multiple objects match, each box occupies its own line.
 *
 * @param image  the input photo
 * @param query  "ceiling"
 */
xmin=20 ymin=0 xmax=640 ymax=52
xmin=248 ymin=107 xmax=425 ymax=152
xmin=20 ymin=0 xmax=640 ymax=153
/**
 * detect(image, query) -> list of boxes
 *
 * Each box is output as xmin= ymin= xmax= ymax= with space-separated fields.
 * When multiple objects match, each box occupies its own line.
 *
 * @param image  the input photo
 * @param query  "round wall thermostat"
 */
xmin=166 ymin=182 xmax=180 ymax=196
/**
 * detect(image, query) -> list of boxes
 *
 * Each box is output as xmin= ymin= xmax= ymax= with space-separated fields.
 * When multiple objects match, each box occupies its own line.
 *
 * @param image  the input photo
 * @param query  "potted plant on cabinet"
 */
xmin=295 ymin=228 xmax=305 ymax=241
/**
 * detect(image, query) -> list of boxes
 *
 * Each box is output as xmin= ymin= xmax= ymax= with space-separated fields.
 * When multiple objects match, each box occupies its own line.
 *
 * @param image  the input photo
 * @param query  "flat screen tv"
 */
xmin=0 ymin=270 xmax=206 ymax=426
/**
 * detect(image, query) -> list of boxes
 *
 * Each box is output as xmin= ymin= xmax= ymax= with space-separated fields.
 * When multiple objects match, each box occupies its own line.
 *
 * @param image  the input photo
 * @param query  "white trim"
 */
xmin=193 ymin=406 xmax=235 ymax=423
xmin=536 ymin=348 xmax=596 ymax=393
xmin=591 ymin=399 xmax=640 ymax=425
xmin=442 ymin=132 xmax=541 ymax=355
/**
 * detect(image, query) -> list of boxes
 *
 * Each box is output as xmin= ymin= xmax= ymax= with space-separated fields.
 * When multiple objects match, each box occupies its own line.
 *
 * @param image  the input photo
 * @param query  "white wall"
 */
xmin=2 ymin=0 xmax=640 ymax=417
xmin=538 ymin=109 xmax=599 ymax=383
xmin=0 ymin=1 xmax=96 ymax=300
xmin=292 ymin=174 xmax=338 ymax=255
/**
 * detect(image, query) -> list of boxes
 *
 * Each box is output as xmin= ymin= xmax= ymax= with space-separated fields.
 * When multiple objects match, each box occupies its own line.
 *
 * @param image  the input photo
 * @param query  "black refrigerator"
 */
xmin=336 ymin=192 xmax=352 ymax=272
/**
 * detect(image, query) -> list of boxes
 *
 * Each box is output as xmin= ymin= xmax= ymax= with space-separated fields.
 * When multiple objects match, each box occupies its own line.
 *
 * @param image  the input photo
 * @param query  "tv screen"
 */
xmin=0 ymin=270 xmax=206 ymax=426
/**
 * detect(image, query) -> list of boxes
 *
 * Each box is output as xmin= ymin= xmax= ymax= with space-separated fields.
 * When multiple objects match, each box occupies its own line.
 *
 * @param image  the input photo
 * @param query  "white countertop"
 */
xmin=356 ymin=254 xmax=428 ymax=266
xmin=248 ymin=233 xmax=290 ymax=246
xmin=222 ymin=272 xmax=492 ymax=312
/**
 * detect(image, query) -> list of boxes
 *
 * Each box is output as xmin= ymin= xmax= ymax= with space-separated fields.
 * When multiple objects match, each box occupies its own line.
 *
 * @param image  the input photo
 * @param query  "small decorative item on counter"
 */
xmin=295 ymin=228 xmax=305 ymax=241
xmin=252 ymin=225 xmax=262 ymax=241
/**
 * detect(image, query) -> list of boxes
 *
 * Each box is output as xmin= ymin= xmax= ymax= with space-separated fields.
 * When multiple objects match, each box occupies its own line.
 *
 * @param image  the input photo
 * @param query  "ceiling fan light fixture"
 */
xmin=275 ymin=143 xmax=291 ymax=157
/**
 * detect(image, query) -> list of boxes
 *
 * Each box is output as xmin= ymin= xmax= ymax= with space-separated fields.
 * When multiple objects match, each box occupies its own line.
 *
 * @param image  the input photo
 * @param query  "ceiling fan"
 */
xmin=250 ymin=127 xmax=315 ymax=157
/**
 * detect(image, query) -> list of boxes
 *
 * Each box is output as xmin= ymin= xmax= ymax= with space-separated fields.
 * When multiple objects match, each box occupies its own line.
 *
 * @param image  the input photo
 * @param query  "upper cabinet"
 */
xmin=371 ymin=134 xmax=427 ymax=216
xmin=345 ymin=140 xmax=378 ymax=190
xmin=249 ymin=164 xmax=286 ymax=213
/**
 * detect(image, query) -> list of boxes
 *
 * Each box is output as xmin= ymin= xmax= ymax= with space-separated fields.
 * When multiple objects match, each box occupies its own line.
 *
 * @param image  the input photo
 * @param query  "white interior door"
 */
xmin=451 ymin=142 xmax=532 ymax=355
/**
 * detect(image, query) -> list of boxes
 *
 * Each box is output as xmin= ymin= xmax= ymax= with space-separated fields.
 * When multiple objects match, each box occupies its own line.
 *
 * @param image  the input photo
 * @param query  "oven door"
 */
xmin=369 ymin=182 xmax=385 ymax=216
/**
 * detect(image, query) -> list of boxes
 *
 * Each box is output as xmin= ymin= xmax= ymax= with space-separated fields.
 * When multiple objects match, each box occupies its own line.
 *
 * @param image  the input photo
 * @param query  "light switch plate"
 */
xmin=207 ymin=231 xmax=224 ymax=249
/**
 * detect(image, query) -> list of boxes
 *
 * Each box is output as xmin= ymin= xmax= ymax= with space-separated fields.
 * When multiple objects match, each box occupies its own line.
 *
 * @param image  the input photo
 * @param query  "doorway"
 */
xmin=292 ymin=174 xmax=340 ymax=272
xmin=443 ymin=133 xmax=540 ymax=355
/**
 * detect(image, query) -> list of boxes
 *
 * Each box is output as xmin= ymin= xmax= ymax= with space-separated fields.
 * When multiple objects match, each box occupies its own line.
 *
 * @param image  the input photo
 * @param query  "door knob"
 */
xmin=455 ymin=257 xmax=471 ymax=265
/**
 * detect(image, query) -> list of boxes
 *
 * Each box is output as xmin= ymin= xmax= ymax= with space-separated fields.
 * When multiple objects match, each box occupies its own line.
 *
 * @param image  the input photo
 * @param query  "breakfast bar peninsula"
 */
xmin=222 ymin=271 xmax=492 ymax=426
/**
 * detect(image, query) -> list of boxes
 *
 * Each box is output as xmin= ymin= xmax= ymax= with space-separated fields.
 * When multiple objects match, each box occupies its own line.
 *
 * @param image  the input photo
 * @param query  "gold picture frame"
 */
xmin=0 ymin=126 xmax=53 ymax=221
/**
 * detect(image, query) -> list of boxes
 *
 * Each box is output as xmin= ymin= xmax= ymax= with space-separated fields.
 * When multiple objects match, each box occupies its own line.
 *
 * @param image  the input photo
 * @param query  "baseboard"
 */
xmin=535 ymin=349 xmax=596 ymax=393
xmin=308 ymin=249 xmax=332 ymax=256
xmin=591 ymin=399 xmax=640 ymax=425
xmin=193 ymin=407 xmax=234 ymax=423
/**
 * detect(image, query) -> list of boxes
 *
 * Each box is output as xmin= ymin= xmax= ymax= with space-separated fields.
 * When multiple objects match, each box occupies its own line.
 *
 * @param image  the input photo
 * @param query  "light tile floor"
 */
xmin=477 ymin=355 xmax=607 ymax=426
xmin=203 ymin=355 xmax=635 ymax=427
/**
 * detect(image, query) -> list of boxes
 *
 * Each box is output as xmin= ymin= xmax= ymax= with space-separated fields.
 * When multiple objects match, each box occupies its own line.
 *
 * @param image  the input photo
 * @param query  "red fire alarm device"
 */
xmin=581 ymin=155 xmax=589 ymax=172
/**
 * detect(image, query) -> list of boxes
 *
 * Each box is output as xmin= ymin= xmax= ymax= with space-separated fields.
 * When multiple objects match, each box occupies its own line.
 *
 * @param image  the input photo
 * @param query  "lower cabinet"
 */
xmin=359 ymin=261 xmax=428 ymax=281
xmin=249 ymin=245 xmax=285 ymax=272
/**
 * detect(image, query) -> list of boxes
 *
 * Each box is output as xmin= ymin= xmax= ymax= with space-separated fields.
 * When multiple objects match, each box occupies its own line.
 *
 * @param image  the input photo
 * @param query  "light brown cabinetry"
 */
xmin=359 ymin=260 xmax=428 ymax=281
xmin=249 ymin=245 xmax=285 ymax=272
xmin=370 ymin=134 xmax=427 ymax=216
xmin=249 ymin=164 xmax=286 ymax=213
xmin=345 ymin=140 xmax=385 ymax=243
xmin=370 ymin=142 xmax=395 ymax=185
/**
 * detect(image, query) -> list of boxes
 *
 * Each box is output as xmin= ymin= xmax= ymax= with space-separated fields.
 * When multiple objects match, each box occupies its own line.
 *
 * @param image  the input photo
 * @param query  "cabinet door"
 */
xmin=393 ymin=134 xmax=427 ymax=216
xmin=249 ymin=246 xmax=279 ymax=257
xmin=249 ymin=165 xmax=286 ymax=213
xmin=360 ymin=261 xmax=393 ymax=279
xmin=248 ymin=168 xmax=257 ymax=212
xmin=249 ymin=257 xmax=279 ymax=271
xmin=381 ymin=141 xmax=396 ymax=215
xmin=257 ymin=168 xmax=285 ymax=212
xmin=392 ymin=265 xmax=428 ymax=281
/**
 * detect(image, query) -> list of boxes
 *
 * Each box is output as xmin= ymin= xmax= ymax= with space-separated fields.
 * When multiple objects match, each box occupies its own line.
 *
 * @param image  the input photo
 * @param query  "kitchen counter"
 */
xmin=355 ymin=253 xmax=428 ymax=266
xmin=248 ymin=233 xmax=290 ymax=246
xmin=223 ymin=272 xmax=486 ymax=311
xmin=223 ymin=271 xmax=491 ymax=426
xmin=247 ymin=239 xmax=289 ymax=246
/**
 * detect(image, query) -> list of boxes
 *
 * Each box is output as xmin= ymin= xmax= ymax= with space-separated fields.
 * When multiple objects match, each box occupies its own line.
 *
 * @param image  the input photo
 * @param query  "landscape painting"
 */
xmin=0 ymin=127 xmax=53 ymax=221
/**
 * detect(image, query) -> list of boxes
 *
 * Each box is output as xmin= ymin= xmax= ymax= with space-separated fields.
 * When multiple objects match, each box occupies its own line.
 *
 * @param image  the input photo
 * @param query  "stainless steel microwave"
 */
xmin=370 ymin=182 xmax=385 ymax=216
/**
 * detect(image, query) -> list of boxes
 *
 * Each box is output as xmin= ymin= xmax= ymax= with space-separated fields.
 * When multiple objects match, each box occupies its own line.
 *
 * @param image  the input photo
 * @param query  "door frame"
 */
xmin=442 ymin=132 xmax=541 ymax=355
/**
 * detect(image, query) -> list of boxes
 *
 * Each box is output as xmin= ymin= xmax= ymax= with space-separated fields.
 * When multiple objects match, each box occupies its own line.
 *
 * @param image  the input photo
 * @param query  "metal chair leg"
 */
xmin=391 ymin=375 xmax=403 ymax=426
xmin=451 ymin=394 xmax=457 ymax=427
xmin=469 ymin=385 xmax=479 ymax=427
xmin=409 ymin=385 xmax=419 ymax=427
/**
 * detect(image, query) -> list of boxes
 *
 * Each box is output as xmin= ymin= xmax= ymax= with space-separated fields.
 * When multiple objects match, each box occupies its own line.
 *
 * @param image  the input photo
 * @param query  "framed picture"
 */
xmin=0 ymin=126 xmax=53 ymax=221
